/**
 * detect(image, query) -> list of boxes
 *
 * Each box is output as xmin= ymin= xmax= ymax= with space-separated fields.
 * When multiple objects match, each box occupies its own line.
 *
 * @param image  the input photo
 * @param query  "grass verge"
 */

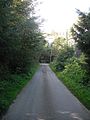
xmin=0 ymin=64 xmax=39 ymax=118
xmin=50 ymin=65 xmax=90 ymax=110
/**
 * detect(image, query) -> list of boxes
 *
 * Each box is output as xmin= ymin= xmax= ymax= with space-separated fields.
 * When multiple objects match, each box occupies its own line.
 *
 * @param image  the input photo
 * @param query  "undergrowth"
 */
xmin=0 ymin=64 xmax=39 ymax=118
xmin=50 ymin=64 xmax=90 ymax=110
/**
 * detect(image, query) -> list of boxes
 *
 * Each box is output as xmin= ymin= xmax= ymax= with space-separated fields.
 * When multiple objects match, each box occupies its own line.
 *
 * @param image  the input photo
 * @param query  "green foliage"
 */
xmin=61 ymin=56 xmax=86 ymax=83
xmin=0 ymin=64 xmax=39 ymax=117
xmin=54 ymin=46 xmax=74 ymax=71
xmin=71 ymin=10 xmax=90 ymax=83
xmin=52 ymin=37 xmax=66 ymax=49
xmin=50 ymin=36 xmax=75 ymax=70
xmin=39 ymin=41 xmax=51 ymax=63
xmin=50 ymin=10 xmax=90 ymax=109
xmin=0 ymin=0 xmax=45 ymax=117
xmin=51 ymin=36 xmax=68 ymax=56
xmin=58 ymin=72 xmax=90 ymax=110
xmin=50 ymin=50 xmax=90 ymax=109
xmin=0 ymin=0 xmax=45 ymax=74
xmin=50 ymin=64 xmax=90 ymax=110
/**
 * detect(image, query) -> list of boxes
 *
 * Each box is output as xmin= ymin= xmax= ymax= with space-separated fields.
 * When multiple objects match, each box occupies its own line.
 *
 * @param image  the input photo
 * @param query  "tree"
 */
xmin=39 ymin=40 xmax=51 ymax=63
xmin=71 ymin=10 xmax=90 ymax=83
xmin=51 ymin=36 xmax=74 ymax=70
xmin=0 ymin=0 xmax=45 ymax=75
xmin=54 ymin=46 xmax=74 ymax=71
xmin=52 ymin=37 xmax=67 ymax=55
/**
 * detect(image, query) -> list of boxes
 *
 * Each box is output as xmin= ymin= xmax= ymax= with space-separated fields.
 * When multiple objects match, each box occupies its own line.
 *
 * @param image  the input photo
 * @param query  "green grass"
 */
xmin=50 ymin=65 xmax=90 ymax=110
xmin=0 ymin=64 xmax=39 ymax=118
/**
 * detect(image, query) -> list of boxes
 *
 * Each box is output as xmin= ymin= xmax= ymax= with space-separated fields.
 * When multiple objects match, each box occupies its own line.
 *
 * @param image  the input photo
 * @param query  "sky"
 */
xmin=36 ymin=0 xmax=90 ymax=35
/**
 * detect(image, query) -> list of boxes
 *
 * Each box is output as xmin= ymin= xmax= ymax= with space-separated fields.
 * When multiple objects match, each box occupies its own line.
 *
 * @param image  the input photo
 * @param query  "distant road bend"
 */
xmin=2 ymin=64 xmax=90 ymax=120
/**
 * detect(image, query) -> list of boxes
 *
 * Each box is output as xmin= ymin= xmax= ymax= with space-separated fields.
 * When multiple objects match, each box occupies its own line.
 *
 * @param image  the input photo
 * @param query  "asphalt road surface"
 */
xmin=2 ymin=64 xmax=90 ymax=120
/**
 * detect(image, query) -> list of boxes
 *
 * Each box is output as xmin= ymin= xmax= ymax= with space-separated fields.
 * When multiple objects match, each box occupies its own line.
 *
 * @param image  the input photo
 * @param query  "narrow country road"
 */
xmin=2 ymin=64 xmax=90 ymax=120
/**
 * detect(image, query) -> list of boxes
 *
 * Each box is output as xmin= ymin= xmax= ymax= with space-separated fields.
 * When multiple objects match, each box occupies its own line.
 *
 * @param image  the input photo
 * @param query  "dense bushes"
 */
xmin=54 ymin=47 xmax=74 ymax=71
xmin=61 ymin=55 xmax=86 ymax=84
xmin=50 ymin=54 xmax=90 ymax=109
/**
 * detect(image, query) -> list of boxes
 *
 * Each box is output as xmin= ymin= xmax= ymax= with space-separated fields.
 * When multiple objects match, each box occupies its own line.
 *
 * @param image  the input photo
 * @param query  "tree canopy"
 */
xmin=0 ymin=0 xmax=45 ymax=75
xmin=71 ymin=10 xmax=90 ymax=78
